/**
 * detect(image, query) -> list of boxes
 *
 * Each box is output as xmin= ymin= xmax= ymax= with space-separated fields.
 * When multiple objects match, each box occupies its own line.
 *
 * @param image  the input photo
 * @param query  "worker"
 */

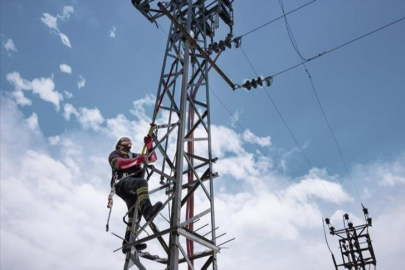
xmin=108 ymin=136 xmax=162 ymax=253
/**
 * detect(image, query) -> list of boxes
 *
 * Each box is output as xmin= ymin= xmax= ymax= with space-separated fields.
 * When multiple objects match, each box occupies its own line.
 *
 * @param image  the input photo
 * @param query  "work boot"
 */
xmin=122 ymin=231 xmax=147 ymax=254
xmin=143 ymin=201 xmax=163 ymax=221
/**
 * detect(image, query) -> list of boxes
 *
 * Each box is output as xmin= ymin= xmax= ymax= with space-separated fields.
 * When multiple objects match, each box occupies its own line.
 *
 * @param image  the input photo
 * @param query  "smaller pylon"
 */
xmin=324 ymin=206 xmax=377 ymax=270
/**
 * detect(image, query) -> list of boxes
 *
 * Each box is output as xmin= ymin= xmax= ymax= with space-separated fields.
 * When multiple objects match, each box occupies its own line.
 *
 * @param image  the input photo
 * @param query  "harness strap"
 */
xmin=105 ymin=166 xmax=143 ymax=232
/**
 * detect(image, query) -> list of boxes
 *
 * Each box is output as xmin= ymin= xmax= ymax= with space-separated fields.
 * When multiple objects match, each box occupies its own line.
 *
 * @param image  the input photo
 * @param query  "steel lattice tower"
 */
xmin=122 ymin=1 xmax=235 ymax=269
xmin=325 ymin=207 xmax=377 ymax=270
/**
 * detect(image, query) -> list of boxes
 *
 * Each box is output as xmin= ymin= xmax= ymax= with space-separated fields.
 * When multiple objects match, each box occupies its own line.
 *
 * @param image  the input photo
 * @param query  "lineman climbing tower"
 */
xmin=123 ymin=0 xmax=236 ymax=269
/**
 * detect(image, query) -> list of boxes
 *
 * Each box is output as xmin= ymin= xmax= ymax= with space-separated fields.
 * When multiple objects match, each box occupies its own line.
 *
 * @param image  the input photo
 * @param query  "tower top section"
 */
xmin=132 ymin=0 xmax=234 ymax=36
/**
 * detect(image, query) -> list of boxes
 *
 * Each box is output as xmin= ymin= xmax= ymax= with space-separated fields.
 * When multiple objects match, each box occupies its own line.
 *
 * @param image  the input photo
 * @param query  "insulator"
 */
xmin=325 ymin=218 xmax=330 ymax=225
xmin=219 ymin=40 xmax=226 ymax=51
xmin=251 ymin=79 xmax=257 ymax=88
xmin=143 ymin=3 xmax=150 ymax=12
xmin=133 ymin=0 xmax=150 ymax=12
xmin=265 ymin=77 xmax=273 ymax=87
xmin=207 ymin=44 xmax=213 ymax=55
xmin=348 ymin=222 xmax=353 ymax=228
xmin=244 ymin=80 xmax=251 ymax=90
xmin=213 ymin=42 xmax=220 ymax=53
xmin=225 ymin=38 xmax=232 ymax=49
xmin=344 ymin=213 xmax=349 ymax=220
xmin=131 ymin=0 xmax=140 ymax=7
xmin=367 ymin=217 xmax=372 ymax=226
xmin=363 ymin=207 xmax=369 ymax=215
xmin=330 ymin=226 xmax=335 ymax=235
xmin=234 ymin=37 xmax=241 ymax=48
xmin=257 ymin=77 xmax=263 ymax=87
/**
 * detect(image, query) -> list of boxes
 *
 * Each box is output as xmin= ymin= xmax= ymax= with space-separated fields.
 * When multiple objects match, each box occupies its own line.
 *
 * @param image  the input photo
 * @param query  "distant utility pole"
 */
xmin=123 ymin=1 xmax=237 ymax=269
xmin=325 ymin=206 xmax=377 ymax=270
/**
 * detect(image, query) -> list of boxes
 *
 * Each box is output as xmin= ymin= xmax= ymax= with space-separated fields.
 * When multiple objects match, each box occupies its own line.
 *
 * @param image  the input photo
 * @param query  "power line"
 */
xmin=236 ymin=0 xmax=317 ymax=39
xmin=240 ymin=45 xmax=341 ymax=212
xmin=269 ymin=14 xmax=405 ymax=78
xmin=277 ymin=0 xmax=364 ymax=204
xmin=278 ymin=0 xmax=308 ymax=62
xmin=152 ymin=0 xmax=342 ymax=212
xmin=307 ymin=71 xmax=363 ymax=203
xmin=152 ymin=0 xmax=340 ymax=216
xmin=209 ymin=86 xmax=332 ymax=217
xmin=240 ymin=47 xmax=312 ymax=168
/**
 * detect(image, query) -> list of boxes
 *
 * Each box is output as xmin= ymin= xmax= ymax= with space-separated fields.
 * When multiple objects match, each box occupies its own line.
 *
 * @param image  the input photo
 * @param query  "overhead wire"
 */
xmin=269 ymin=14 xmax=405 ymax=78
xmin=278 ymin=0 xmax=308 ymax=62
xmin=152 ymin=0 xmax=341 ymax=214
xmin=240 ymin=45 xmax=341 ymax=212
xmin=209 ymin=86 xmax=330 ymax=218
xmin=277 ymin=0 xmax=364 ymax=204
xmin=236 ymin=0 xmax=317 ymax=39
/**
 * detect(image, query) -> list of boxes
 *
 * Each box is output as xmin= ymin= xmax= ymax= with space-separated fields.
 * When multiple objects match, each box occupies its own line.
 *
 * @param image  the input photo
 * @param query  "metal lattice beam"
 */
xmin=123 ymin=1 xmax=235 ymax=269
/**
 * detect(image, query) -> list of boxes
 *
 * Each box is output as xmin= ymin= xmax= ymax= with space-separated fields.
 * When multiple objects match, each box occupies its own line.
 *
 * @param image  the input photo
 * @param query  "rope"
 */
xmin=105 ymin=171 xmax=140 ymax=232
xmin=142 ymin=56 xmax=180 ymax=155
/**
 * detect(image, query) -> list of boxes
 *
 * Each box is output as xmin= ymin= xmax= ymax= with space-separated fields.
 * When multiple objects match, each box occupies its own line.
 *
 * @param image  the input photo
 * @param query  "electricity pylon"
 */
xmin=123 ymin=1 xmax=236 ymax=269
xmin=325 ymin=206 xmax=377 ymax=270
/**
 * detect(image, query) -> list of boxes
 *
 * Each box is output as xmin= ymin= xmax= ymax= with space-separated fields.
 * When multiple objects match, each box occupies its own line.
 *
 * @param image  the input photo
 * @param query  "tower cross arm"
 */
xmin=157 ymin=2 xmax=236 ymax=90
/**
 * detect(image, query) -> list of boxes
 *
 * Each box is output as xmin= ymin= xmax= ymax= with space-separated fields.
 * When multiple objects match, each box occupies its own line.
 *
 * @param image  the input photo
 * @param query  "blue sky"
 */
xmin=1 ymin=0 xmax=405 ymax=269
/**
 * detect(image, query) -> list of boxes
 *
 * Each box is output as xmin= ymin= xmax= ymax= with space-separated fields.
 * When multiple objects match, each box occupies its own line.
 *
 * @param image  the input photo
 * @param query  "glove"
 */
xmin=144 ymin=135 xmax=153 ymax=150
xmin=117 ymin=155 xmax=146 ymax=169
xmin=148 ymin=151 xmax=157 ymax=163
xmin=136 ymin=154 xmax=147 ymax=164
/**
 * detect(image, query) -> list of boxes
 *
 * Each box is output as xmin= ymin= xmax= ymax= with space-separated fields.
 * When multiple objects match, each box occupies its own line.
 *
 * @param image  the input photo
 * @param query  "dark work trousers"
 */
xmin=115 ymin=177 xmax=148 ymax=222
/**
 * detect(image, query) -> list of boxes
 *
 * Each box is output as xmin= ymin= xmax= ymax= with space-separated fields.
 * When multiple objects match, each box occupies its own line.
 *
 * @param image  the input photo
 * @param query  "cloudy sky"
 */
xmin=1 ymin=0 xmax=405 ymax=269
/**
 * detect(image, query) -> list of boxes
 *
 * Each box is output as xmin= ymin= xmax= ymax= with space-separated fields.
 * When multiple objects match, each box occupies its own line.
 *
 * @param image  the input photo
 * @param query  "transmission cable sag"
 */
xmin=277 ymin=0 xmax=364 ymax=204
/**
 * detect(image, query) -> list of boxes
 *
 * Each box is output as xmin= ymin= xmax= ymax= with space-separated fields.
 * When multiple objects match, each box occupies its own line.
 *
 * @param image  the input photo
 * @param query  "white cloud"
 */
xmin=41 ymin=13 xmax=58 ymax=30
xmin=6 ymin=72 xmax=32 ymax=105
xmin=285 ymin=168 xmax=353 ymax=204
xmin=41 ymin=8 xmax=72 ymax=48
xmin=59 ymin=64 xmax=72 ymax=74
xmin=3 ymin=38 xmax=17 ymax=52
xmin=0 ymin=129 xmax=119 ymax=268
xmin=31 ymin=77 xmax=63 ymax=111
xmin=1 ymin=95 xmax=405 ymax=270
xmin=242 ymin=129 xmax=271 ymax=147
xmin=48 ymin=135 xmax=61 ymax=145
xmin=63 ymin=103 xmax=79 ymax=120
xmin=58 ymin=33 xmax=71 ymax=48
xmin=6 ymin=72 xmax=63 ymax=110
xmin=25 ymin=112 xmax=39 ymax=131
xmin=129 ymin=94 xmax=155 ymax=121
xmin=12 ymin=90 xmax=32 ymax=106
xmin=110 ymin=27 xmax=116 ymax=38
xmin=353 ymin=155 xmax=405 ymax=187
xmin=230 ymin=109 xmax=241 ymax=128
xmin=63 ymin=104 xmax=104 ymax=131
xmin=105 ymin=114 xmax=134 ymax=139
xmin=63 ymin=91 xmax=73 ymax=99
xmin=58 ymin=6 xmax=74 ymax=20
xmin=77 ymin=75 xmax=86 ymax=89
xmin=77 ymin=107 xmax=105 ymax=131
xmin=6 ymin=72 xmax=32 ymax=91
xmin=210 ymin=125 xmax=245 ymax=157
